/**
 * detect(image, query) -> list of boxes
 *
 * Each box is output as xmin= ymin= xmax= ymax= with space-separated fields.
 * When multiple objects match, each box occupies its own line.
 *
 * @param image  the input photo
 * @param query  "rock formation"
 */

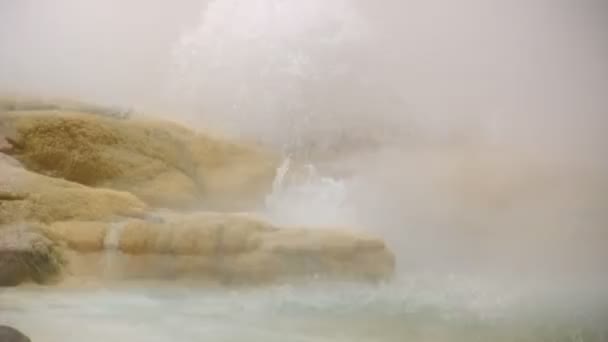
xmin=43 ymin=214 xmax=394 ymax=283
xmin=0 ymin=97 xmax=395 ymax=286
xmin=1 ymin=109 xmax=277 ymax=210
xmin=0 ymin=223 xmax=64 ymax=286
xmin=0 ymin=326 xmax=31 ymax=342
xmin=0 ymin=158 xmax=147 ymax=224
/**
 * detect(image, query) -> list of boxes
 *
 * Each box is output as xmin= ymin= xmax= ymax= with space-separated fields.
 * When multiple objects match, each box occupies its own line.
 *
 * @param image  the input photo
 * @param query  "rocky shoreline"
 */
xmin=0 ymin=97 xmax=395 ymax=286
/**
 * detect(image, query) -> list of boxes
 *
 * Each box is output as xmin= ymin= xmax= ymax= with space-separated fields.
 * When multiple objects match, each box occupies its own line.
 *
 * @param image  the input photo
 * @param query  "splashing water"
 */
xmin=167 ymin=0 xmax=403 ymax=153
xmin=262 ymin=157 xmax=357 ymax=228
xmin=2 ymin=275 xmax=608 ymax=342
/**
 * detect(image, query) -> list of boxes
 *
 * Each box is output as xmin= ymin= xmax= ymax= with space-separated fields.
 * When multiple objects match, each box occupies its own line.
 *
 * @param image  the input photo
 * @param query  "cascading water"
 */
xmin=101 ymin=221 xmax=127 ymax=279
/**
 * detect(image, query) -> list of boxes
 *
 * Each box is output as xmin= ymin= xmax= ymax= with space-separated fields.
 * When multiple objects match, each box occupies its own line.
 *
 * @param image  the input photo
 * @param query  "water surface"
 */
xmin=2 ymin=274 xmax=607 ymax=342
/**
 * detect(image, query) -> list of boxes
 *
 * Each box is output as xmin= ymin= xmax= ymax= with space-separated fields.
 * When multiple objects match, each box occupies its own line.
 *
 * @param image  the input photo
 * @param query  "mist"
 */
xmin=1 ymin=0 xmax=607 ymax=278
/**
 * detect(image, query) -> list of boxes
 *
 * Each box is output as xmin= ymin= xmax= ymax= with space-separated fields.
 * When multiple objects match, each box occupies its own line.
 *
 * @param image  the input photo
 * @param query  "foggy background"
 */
xmin=1 ymin=0 xmax=607 ymax=276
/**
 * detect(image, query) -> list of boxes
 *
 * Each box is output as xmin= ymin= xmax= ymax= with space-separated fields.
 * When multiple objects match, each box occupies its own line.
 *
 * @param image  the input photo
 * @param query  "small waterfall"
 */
xmin=102 ymin=221 xmax=127 ymax=279
xmin=266 ymin=156 xmax=291 ymax=208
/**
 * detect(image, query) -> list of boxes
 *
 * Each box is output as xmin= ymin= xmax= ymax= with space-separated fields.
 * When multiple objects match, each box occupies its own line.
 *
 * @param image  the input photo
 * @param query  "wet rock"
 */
xmin=0 ymin=223 xmax=65 ymax=286
xmin=45 ymin=213 xmax=395 ymax=284
xmin=0 ymin=326 xmax=31 ymax=342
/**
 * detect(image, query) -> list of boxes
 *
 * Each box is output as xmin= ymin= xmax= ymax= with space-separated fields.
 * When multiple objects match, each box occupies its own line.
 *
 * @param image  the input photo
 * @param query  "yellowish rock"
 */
xmin=0 ymin=97 xmax=395 ymax=285
xmin=0 ymin=159 xmax=147 ymax=224
xmin=1 ymin=108 xmax=278 ymax=209
xmin=43 ymin=212 xmax=395 ymax=284
xmin=46 ymin=221 xmax=108 ymax=252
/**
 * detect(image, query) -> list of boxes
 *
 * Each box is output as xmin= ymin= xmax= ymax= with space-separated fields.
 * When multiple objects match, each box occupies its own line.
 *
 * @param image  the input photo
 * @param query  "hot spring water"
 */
xmin=2 ymin=274 xmax=608 ymax=341
xmin=2 ymin=0 xmax=608 ymax=340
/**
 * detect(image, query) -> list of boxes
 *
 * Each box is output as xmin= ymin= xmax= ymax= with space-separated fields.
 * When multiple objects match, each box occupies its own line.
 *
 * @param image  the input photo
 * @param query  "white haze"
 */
xmin=1 ymin=0 xmax=607 ymax=276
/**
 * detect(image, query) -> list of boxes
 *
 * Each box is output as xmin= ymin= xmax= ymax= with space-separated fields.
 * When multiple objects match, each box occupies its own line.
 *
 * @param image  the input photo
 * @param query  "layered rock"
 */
xmin=0 ymin=97 xmax=396 ymax=285
xmin=0 ymin=223 xmax=65 ymax=286
xmin=0 ymin=158 xmax=147 ymax=224
xmin=44 ymin=213 xmax=394 ymax=284
xmin=0 ymin=108 xmax=277 ymax=209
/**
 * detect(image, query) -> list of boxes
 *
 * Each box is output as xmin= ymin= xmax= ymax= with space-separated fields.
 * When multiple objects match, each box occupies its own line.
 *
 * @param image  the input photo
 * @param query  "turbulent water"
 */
xmin=2 ymin=275 xmax=608 ymax=342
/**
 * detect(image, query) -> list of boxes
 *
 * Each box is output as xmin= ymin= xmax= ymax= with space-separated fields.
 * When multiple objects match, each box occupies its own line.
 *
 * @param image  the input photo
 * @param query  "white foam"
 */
xmin=263 ymin=158 xmax=357 ymax=228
